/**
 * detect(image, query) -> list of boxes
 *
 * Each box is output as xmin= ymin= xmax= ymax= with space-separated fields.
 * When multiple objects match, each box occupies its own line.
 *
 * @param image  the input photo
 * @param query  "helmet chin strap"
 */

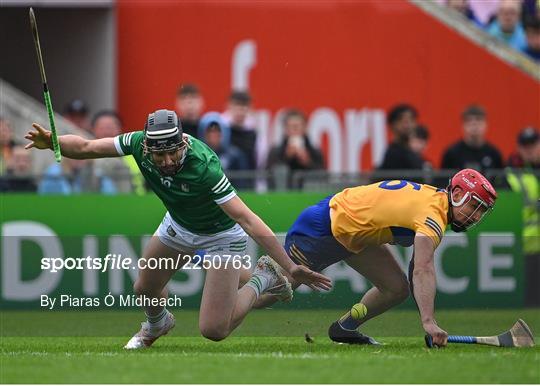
xmin=158 ymin=167 xmax=180 ymax=177
xmin=450 ymin=222 xmax=467 ymax=232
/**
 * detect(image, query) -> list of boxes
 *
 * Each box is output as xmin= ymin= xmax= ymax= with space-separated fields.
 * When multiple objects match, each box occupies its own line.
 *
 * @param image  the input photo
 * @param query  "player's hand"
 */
xmin=289 ymin=264 xmax=332 ymax=291
xmin=25 ymin=123 xmax=52 ymax=150
xmin=423 ymin=321 xmax=448 ymax=347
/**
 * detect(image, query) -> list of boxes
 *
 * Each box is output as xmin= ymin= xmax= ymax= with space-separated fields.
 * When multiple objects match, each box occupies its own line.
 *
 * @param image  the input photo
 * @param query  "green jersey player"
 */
xmin=25 ymin=109 xmax=332 ymax=349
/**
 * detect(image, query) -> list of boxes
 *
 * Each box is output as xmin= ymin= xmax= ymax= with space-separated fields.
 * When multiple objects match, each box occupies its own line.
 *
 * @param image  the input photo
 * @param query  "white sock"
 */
xmin=246 ymin=274 xmax=270 ymax=298
xmin=146 ymin=308 xmax=168 ymax=328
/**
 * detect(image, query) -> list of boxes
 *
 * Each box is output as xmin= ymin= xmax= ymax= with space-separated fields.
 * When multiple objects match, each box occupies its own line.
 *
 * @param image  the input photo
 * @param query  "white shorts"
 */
xmin=156 ymin=212 xmax=248 ymax=255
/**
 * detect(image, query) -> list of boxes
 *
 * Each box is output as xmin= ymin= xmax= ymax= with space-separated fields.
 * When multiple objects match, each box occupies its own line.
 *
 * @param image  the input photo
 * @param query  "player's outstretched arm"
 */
xmin=25 ymin=123 xmax=120 ymax=159
xmin=220 ymin=196 xmax=332 ymax=291
xmin=412 ymin=233 xmax=448 ymax=347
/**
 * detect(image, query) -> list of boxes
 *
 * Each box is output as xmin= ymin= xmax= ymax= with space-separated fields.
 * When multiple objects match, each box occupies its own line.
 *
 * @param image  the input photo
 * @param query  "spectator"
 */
xmin=267 ymin=109 xmax=324 ymax=189
xmin=0 ymin=145 xmax=37 ymax=192
xmin=523 ymin=17 xmax=540 ymax=61
xmin=38 ymin=157 xmax=116 ymax=194
xmin=377 ymin=104 xmax=424 ymax=174
xmin=222 ymin=90 xmax=258 ymax=170
xmin=469 ymin=0 xmax=500 ymax=27
xmin=441 ymin=105 xmax=504 ymax=174
xmin=0 ymin=116 xmax=17 ymax=174
xmin=91 ymin=110 xmax=144 ymax=194
xmin=92 ymin=110 xmax=123 ymax=139
xmin=63 ymin=99 xmax=91 ymax=132
xmin=410 ymin=125 xmax=433 ymax=169
xmin=505 ymin=127 xmax=539 ymax=305
xmin=487 ymin=0 xmax=527 ymax=51
xmin=522 ymin=0 xmax=540 ymax=23
xmin=444 ymin=0 xmax=483 ymax=26
xmin=175 ymin=83 xmax=204 ymax=138
xmin=507 ymin=126 xmax=540 ymax=168
xmin=198 ymin=112 xmax=250 ymax=189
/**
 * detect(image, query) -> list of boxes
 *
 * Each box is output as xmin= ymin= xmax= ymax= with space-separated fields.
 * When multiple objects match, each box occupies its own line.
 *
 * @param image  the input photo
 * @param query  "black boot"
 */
xmin=328 ymin=321 xmax=379 ymax=345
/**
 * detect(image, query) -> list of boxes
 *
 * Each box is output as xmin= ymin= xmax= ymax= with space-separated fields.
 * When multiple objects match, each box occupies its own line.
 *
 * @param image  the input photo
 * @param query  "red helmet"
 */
xmin=448 ymin=169 xmax=497 ymax=231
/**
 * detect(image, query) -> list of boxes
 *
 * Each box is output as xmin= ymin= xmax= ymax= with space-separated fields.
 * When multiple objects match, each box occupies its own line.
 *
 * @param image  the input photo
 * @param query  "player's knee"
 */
xmin=200 ymin=324 xmax=230 ymax=341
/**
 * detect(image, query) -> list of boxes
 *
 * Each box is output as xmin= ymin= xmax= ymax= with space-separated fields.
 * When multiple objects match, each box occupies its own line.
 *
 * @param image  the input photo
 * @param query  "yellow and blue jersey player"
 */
xmin=257 ymin=169 xmax=497 ymax=347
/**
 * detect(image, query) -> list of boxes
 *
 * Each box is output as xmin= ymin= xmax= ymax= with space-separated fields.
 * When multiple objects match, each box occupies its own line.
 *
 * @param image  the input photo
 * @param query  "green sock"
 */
xmin=246 ymin=275 xmax=270 ymax=298
xmin=146 ymin=307 xmax=167 ymax=327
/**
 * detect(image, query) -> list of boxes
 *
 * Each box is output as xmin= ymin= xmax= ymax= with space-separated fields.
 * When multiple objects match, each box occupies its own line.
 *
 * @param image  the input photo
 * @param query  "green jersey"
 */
xmin=114 ymin=132 xmax=236 ymax=234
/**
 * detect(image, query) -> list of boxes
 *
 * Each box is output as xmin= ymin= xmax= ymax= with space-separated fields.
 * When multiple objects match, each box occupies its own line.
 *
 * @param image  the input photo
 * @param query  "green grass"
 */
xmin=1 ymin=309 xmax=539 ymax=383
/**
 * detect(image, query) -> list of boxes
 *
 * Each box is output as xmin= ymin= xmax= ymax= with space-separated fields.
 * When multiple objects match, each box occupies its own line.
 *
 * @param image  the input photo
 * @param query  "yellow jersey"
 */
xmin=329 ymin=180 xmax=448 ymax=253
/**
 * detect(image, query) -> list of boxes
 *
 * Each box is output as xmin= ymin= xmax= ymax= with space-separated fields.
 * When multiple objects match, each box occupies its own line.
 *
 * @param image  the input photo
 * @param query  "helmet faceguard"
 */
xmin=447 ymin=169 xmax=497 ymax=232
xmin=143 ymin=109 xmax=187 ymax=176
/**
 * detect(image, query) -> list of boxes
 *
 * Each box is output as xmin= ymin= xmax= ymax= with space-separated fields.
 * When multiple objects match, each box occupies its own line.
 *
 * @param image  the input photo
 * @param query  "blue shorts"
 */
xmin=284 ymin=195 xmax=352 ymax=272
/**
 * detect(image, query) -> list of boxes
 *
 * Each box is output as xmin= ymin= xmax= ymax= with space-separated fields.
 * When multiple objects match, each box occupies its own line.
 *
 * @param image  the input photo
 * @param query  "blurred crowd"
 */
xmin=439 ymin=0 xmax=540 ymax=61
xmin=1 ymin=0 xmax=538 ymax=194
xmin=1 ymin=87 xmax=538 ymax=194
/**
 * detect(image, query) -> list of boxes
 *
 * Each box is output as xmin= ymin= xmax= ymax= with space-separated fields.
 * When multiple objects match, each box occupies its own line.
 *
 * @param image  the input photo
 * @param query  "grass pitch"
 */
xmin=1 ymin=309 xmax=539 ymax=383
